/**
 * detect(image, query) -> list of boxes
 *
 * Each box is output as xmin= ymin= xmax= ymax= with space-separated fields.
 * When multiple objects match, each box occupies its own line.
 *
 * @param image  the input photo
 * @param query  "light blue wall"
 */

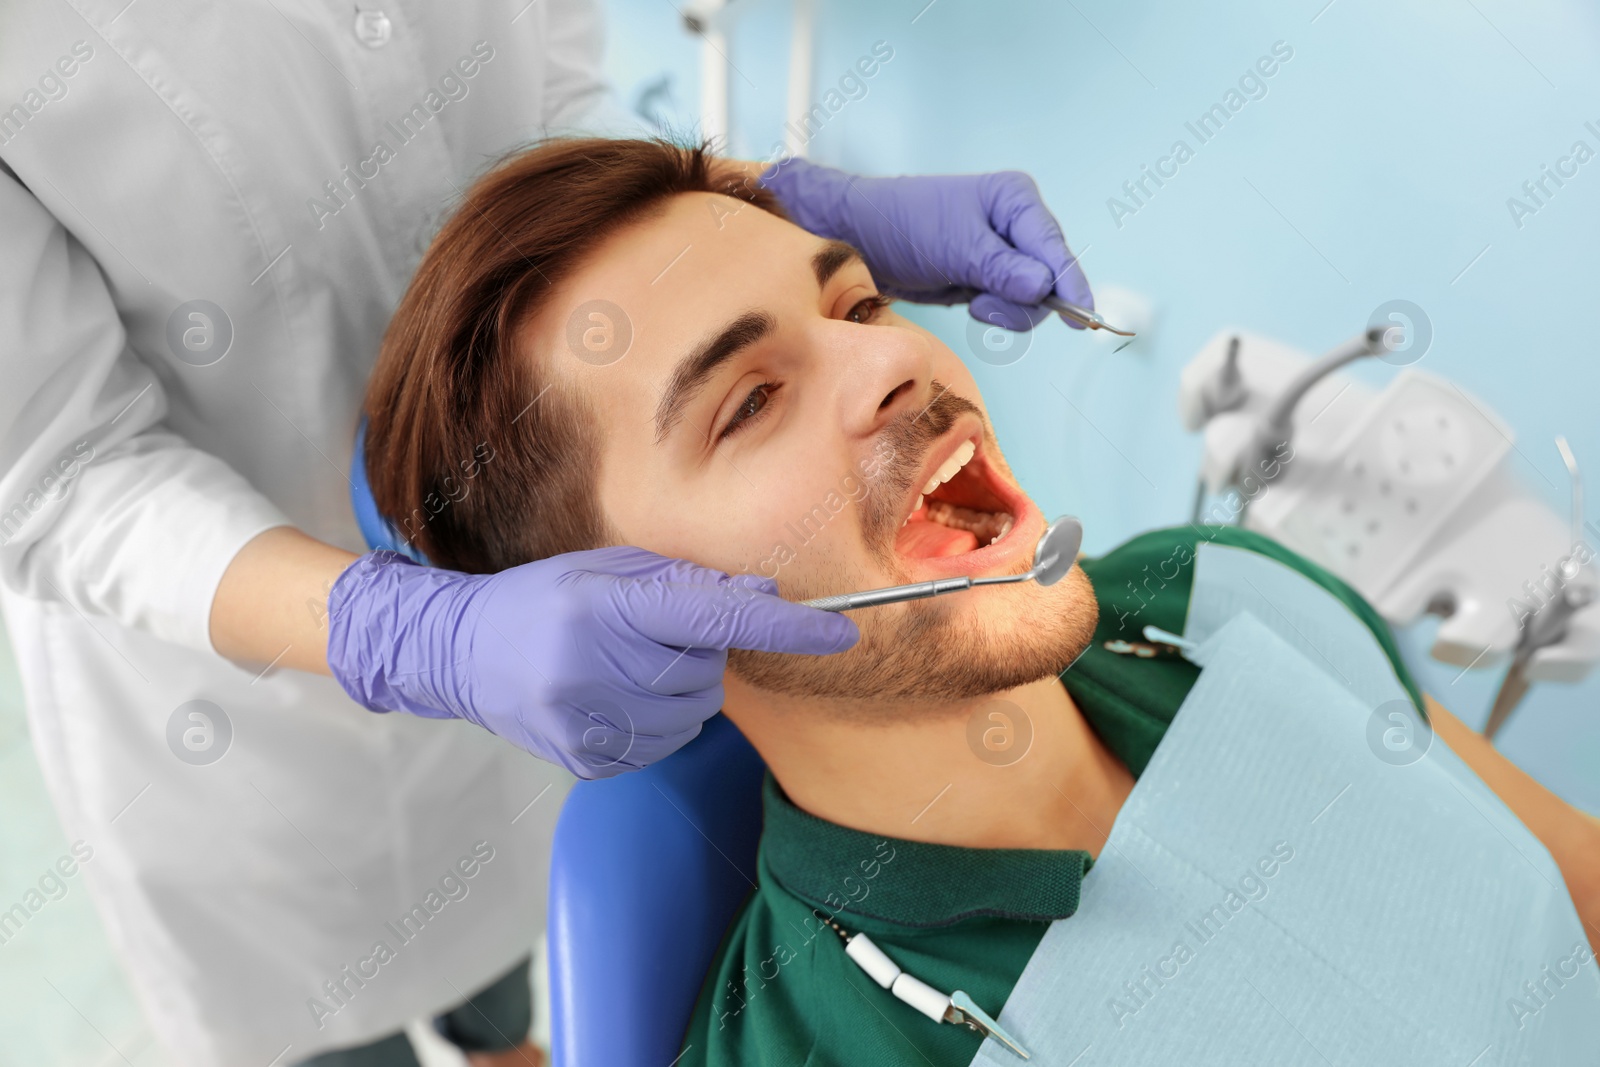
xmin=603 ymin=0 xmax=1600 ymax=810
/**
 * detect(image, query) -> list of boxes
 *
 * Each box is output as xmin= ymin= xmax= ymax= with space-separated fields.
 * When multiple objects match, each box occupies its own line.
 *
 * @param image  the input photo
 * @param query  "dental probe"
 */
xmin=801 ymin=516 xmax=1083 ymax=612
xmin=1041 ymin=295 xmax=1136 ymax=338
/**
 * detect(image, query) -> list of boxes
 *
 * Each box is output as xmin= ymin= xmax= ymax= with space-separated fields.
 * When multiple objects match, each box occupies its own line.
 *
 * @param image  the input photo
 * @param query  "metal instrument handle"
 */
xmin=1041 ymin=295 xmax=1136 ymax=338
xmin=802 ymin=576 xmax=973 ymax=612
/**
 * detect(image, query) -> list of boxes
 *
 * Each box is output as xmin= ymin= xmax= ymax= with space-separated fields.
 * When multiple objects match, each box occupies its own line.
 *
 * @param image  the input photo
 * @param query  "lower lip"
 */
xmin=894 ymin=472 xmax=1047 ymax=583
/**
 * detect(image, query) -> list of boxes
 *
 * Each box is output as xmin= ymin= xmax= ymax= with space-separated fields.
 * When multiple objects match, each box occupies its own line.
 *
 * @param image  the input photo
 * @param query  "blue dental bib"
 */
xmin=972 ymin=543 xmax=1599 ymax=1066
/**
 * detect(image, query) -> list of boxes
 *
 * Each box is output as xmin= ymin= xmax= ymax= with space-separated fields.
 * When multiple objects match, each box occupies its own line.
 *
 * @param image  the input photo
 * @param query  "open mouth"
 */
xmin=890 ymin=418 xmax=1044 ymax=580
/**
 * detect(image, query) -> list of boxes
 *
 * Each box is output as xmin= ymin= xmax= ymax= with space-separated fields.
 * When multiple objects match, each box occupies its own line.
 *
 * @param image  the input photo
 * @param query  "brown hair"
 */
xmin=363 ymin=137 xmax=785 ymax=573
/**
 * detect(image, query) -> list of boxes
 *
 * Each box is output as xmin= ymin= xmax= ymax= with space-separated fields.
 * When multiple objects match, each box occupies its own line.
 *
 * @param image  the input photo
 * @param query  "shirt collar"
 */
xmin=759 ymin=773 xmax=1091 ymax=929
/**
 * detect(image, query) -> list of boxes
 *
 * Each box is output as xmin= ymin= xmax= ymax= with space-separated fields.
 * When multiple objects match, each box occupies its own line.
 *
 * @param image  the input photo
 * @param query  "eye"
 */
xmin=845 ymin=294 xmax=891 ymax=325
xmin=718 ymin=381 xmax=780 ymax=441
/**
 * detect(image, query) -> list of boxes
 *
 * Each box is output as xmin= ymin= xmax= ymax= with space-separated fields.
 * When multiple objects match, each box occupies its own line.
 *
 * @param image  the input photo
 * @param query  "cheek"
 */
xmin=594 ymin=457 xmax=783 ymax=574
xmin=601 ymin=440 xmax=870 ymax=579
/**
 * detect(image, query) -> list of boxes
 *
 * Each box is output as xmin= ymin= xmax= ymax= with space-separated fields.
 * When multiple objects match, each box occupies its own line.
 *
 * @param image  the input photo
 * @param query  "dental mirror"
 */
xmin=801 ymin=515 xmax=1084 ymax=613
xmin=1012 ymin=513 xmax=1083 ymax=586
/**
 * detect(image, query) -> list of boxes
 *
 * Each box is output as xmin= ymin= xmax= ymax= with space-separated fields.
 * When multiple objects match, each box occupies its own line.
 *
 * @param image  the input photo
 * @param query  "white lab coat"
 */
xmin=0 ymin=2 xmax=627 ymax=1062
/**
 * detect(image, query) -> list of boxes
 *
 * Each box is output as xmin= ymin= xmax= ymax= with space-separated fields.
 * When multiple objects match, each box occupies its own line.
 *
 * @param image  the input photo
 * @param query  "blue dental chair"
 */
xmin=546 ymin=715 xmax=765 ymax=1066
xmin=350 ymin=419 xmax=767 ymax=1067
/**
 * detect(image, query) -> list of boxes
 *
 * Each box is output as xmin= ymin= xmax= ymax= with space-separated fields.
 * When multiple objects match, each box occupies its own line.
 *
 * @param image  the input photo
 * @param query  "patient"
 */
xmin=363 ymin=138 xmax=1600 ymax=1065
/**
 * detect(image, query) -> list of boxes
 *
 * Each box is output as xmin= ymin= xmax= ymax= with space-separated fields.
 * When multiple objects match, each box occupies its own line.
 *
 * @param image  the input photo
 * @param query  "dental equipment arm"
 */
xmin=1245 ymin=325 xmax=1390 ymax=483
xmin=1187 ymin=325 xmax=1389 ymax=523
xmin=1261 ymin=326 xmax=1389 ymax=444
xmin=1484 ymin=437 xmax=1596 ymax=738
xmin=324 ymin=546 xmax=858 ymax=779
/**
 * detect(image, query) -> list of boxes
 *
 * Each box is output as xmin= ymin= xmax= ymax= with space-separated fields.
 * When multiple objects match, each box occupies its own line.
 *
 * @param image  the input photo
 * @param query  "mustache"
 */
xmin=859 ymin=382 xmax=985 ymax=564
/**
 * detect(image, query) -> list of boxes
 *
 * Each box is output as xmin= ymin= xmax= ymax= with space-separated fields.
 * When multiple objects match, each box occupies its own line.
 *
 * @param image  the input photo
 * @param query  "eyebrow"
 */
xmin=654 ymin=310 xmax=776 ymax=443
xmin=812 ymin=240 xmax=865 ymax=289
xmin=651 ymin=241 xmax=868 ymax=443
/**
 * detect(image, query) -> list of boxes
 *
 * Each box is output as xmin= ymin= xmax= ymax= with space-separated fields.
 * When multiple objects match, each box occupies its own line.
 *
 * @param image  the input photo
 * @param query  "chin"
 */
xmin=730 ymin=384 xmax=1098 ymax=717
xmin=729 ymin=563 xmax=1099 ymax=720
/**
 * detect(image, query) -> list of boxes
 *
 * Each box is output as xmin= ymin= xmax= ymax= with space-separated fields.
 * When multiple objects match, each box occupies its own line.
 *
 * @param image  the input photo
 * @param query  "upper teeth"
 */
xmin=921 ymin=440 xmax=976 ymax=497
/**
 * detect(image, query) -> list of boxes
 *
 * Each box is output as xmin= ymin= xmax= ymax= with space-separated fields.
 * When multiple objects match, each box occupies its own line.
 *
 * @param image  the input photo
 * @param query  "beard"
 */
xmin=727 ymin=384 xmax=1100 ymax=719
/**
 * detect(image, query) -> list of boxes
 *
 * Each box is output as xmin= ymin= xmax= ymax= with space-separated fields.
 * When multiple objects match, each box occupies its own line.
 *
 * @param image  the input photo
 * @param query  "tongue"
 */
xmin=895 ymin=518 xmax=980 ymax=559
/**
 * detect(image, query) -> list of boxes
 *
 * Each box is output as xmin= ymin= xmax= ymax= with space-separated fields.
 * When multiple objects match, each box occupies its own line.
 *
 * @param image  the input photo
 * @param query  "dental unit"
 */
xmin=1181 ymin=322 xmax=1600 ymax=738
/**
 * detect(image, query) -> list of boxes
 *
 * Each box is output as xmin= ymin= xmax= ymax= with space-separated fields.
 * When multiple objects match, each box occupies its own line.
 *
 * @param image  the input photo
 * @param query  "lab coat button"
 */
xmin=353 ymin=9 xmax=392 ymax=48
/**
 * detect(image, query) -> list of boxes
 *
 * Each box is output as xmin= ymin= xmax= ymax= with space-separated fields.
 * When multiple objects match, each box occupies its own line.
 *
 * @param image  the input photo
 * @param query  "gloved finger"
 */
xmin=979 ymin=171 xmax=1094 ymax=322
xmin=598 ymin=685 xmax=726 ymax=741
xmin=615 ymin=576 xmax=859 ymax=655
xmin=618 ymin=641 xmax=728 ymax=696
xmin=575 ymin=688 xmax=719 ymax=774
xmin=558 ymin=545 xmax=736 ymax=586
xmin=964 ymin=226 xmax=1055 ymax=308
xmin=539 ymin=686 xmax=719 ymax=778
xmin=968 ymin=293 xmax=1053 ymax=333
xmin=992 ymin=190 xmax=1095 ymax=314
xmin=1049 ymin=248 xmax=1094 ymax=314
xmin=585 ymin=723 xmax=706 ymax=778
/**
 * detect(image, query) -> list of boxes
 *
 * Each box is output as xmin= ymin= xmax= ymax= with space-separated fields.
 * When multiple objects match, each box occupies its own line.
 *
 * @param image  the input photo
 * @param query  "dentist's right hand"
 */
xmin=324 ymin=546 xmax=858 ymax=778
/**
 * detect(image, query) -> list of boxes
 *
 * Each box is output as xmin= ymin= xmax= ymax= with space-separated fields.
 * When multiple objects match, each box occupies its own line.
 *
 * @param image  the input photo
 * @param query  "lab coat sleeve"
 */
xmin=0 ymin=169 xmax=293 ymax=653
xmin=538 ymin=0 xmax=651 ymax=137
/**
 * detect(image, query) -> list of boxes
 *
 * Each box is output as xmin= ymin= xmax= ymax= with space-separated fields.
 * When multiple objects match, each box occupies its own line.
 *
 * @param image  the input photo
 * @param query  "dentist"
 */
xmin=0 ymin=2 xmax=1092 ymax=1065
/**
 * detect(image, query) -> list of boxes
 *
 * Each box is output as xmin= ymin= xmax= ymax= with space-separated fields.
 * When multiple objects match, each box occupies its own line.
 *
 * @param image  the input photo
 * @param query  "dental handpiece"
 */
xmin=1040 ymin=295 xmax=1136 ymax=338
xmin=801 ymin=516 xmax=1083 ymax=613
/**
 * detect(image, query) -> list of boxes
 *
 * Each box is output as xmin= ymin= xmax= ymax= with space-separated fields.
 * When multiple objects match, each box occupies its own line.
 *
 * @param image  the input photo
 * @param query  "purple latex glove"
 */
xmin=325 ymin=547 xmax=857 ymax=779
xmin=760 ymin=158 xmax=1093 ymax=332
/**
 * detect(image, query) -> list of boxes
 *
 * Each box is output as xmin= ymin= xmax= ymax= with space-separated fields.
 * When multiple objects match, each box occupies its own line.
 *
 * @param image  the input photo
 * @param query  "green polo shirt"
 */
xmin=680 ymin=525 xmax=1424 ymax=1067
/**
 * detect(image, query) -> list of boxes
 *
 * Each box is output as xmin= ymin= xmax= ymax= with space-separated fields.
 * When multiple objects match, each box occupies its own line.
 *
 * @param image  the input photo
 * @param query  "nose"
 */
xmin=823 ymin=318 xmax=935 ymax=439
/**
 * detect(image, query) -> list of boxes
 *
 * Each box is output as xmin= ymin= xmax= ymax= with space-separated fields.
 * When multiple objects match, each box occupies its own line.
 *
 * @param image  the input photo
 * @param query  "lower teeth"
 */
xmin=923 ymin=500 xmax=1014 ymax=546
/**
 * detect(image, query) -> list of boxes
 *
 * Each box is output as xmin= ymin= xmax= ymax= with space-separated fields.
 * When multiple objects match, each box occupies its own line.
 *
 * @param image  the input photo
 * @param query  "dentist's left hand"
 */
xmin=324 ymin=546 xmax=858 ymax=779
xmin=759 ymin=158 xmax=1093 ymax=332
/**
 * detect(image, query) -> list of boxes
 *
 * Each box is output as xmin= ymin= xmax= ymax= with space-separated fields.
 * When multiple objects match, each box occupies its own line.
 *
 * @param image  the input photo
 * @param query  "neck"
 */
xmin=722 ymin=674 xmax=1135 ymax=856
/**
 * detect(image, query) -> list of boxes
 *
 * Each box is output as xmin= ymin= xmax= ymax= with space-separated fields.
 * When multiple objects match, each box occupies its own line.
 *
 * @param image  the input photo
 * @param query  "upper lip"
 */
xmin=876 ymin=411 xmax=1046 ymax=581
xmin=898 ymin=414 xmax=986 ymax=526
